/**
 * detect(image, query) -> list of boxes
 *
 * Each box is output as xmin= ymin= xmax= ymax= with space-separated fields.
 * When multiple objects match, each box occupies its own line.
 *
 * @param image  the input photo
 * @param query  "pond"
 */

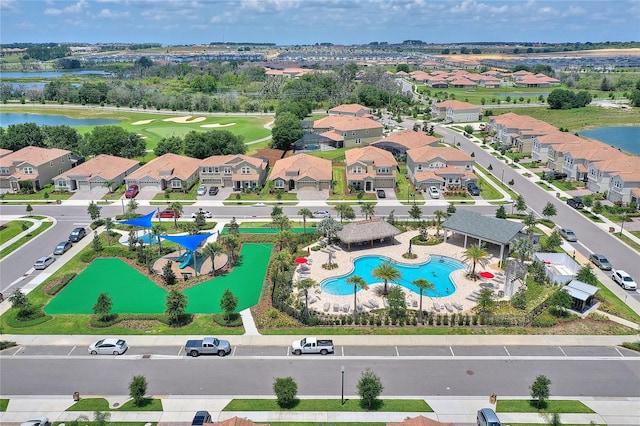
xmin=0 ymin=113 xmax=121 ymax=127
xmin=580 ymin=126 xmax=640 ymax=156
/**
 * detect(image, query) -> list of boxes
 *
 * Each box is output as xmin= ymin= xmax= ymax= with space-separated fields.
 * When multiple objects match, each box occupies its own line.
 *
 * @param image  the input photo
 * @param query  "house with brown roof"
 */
xmin=312 ymin=115 xmax=384 ymax=148
xmin=430 ymin=100 xmax=480 ymax=123
xmin=53 ymin=154 xmax=139 ymax=192
xmin=488 ymin=113 xmax=553 ymax=150
xmin=125 ymin=153 xmax=201 ymax=192
xmin=587 ymin=157 xmax=638 ymax=194
xmin=0 ymin=146 xmax=72 ymax=192
xmin=608 ymin=169 xmax=640 ymax=205
xmin=269 ymin=153 xmax=332 ymax=191
xmin=345 ymin=146 xmax=398 ymax=192
xmin=370 ymin=130 xmax=439 ymax=155
xmin=328 ymin=103 xmax=371 ymax=117
xmin=204 ymin=416 xmax=268 ymax=426
xmin=0 ymin=148 xmax=12 ymax=158
xmin=199 ymin=154 xmax=268 ymax=191
xmin=406 ymin=146 xmax=475 ymax=190
xmin=388 ymin=414 xmax=454 ymax=426
xmin=561 ymin=143 xmax=619 ymax=181
xmin=531 ymin=131 xmax=583 ymax=164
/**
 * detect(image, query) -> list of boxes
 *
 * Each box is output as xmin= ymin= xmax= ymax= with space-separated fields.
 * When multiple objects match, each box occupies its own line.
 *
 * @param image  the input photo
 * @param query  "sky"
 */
xmin=1 ymin=0 xmax=639 ymax=46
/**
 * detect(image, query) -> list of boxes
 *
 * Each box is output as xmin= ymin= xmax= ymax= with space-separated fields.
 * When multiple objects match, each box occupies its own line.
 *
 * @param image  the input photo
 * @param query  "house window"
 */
xmin=377 ymin=167 xmax=390 ymax=173
xmin=171 ymin=180 xmax=181 ymax=189
xmin=58 ymin=168 xmax=63 ymax=175
xmin=241 ymin=167 xmax=250 ymax=174
xmin=0 ymin=167 xmax=9 ymax=174
xmin=355 ymin=138 xmax=361 ymax=144
xmin=352 ymin=131 xmax=356 ymax=136
xmin=23 ymin=167 xmax=34 ymax=174
xmin=365 ymin=129 xmax=369 ymax=135
xmin=214 ymin=167 xmax=219 ymax=173
xmin=50 ymin=161 xmax=53 ymax=167
xmin=57 ymin=180 xmax=67 ymax=187
xmin=352 ymin=166 xmax=362 ymax=174
xmin=201 ymin=167 xmax=207 ymax=173
xmin=61 ymin=157 xmax=65 ymax=163
xmin=417 ymin=164 xmax=423 ymax=171
xmin=275 ymin=180 xmax=284 ymax=188
xmin=224 ymin=167 xmax=231 ymax=174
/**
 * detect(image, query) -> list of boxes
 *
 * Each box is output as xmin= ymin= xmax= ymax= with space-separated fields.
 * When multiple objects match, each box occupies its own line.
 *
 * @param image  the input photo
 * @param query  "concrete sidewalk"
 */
xmin=0 ymin=395 xmax=638 ymax=425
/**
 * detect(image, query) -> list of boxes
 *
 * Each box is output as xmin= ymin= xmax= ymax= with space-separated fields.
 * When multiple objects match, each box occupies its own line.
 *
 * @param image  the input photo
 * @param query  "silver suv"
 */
xmin=477 ymin=408 xmax=501 ymax=426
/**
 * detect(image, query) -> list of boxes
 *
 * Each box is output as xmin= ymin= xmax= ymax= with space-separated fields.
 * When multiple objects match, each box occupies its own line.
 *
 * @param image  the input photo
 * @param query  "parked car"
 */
xmin=34 ymin=256 xmax=55 ymax=270
xmin=467 ymin=182 xmax=480 ymax=196
xmin=88 ymin=338 xmax=128 ymax=355
xmin=428 ymin=186 xmax=440 ymax=199
xmin=544 ymin=171 xmax=568 ymax=180
xmin=477 ymin=408 xmax=501 ymax=426
xmin=567 ymin=197 xmax=584 ymax=209
xmin=559 ymin=228 xmax=577 ymax=242
xmin=191 ymin=411 xmax=212 ymax=426
xmin=291 ymin=336 xmax=334 ymax=355
xmin=20 ymin=416 xmax=50 ymax=426
xmin=185 ymin=337 xmax=231 ymax=357
xmin=124 ymin=184 xmax=139 ymax=199
xmin=191 ymin=209 xmax=213 ymax=219
xmin=196 ymin=184 xmax=207 ymax=196
xmin=612 ymin=270 xmax=637 ymax=290
xmin=69 ymin=227 xmax=86 ymax=242
xmin=156 ymin=209 xmax=181 ymax=218
xmin=53 ymin=241 xmax=73 ymax=255
xmin=588 ymin=253 xmax=612 ymax=271
xmin=313 ymin=210 xmax=331 ymax=218
xmin=208 ymin=186 xmax=219 ymax=196
xmin=376 ymin=189 xmax=386 ymax=198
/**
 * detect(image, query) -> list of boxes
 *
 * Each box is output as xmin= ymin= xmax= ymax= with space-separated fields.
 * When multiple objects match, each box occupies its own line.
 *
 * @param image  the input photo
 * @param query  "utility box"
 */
xmin=73 ymin=391 xmax=80 ymax=402
xmin=489 ymin=393 xmax=497 ymax=404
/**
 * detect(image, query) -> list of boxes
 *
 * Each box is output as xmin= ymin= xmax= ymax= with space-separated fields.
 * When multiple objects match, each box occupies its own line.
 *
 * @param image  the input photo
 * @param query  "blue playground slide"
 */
xmin=175 ymin=251 xmax=188 ymax=263
xmin=179 ymin=251 xmax=192 ymax=269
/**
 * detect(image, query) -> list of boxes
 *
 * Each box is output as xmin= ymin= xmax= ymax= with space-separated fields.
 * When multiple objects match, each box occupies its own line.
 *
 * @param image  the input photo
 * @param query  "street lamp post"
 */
xmin=407 ymin=182 xmax=410 ymax=203
xmin=341 ymin=365 xmax=345 ymax=405
xmin=501 ymin=169 xmax=505 ymax=184
xmin=620 ymin=212 xmax=627 ymax=235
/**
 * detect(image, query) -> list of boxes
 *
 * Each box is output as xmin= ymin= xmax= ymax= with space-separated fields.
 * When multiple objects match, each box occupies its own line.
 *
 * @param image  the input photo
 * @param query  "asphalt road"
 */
xmin=1 ymin=354 xmax=638 ymax=397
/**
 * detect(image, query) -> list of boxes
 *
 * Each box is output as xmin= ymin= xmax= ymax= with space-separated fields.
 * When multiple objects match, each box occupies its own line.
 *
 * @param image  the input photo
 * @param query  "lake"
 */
xmin=0 ymin=113 xmax=121 ymax=127
xmin=580 ymin=126 xmax=640 ymax=156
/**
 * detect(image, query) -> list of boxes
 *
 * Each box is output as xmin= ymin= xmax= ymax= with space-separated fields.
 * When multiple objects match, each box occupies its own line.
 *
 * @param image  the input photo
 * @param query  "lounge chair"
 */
xmin=323 ymin=302 xmax=330 ymax=312
xmin=452 ymin=302 xmax=464 ymax=311
xmin=444 ymin=303 xmax=454 ymax=312
xmin=333 ymin=303 xmax=341 ymax=312
xmin=343 ymin=304 xmax=350 ymax=313
xmin=433 ymin=302 xmax=441 ymax=312
xmin=412 ymin=299 xmax=418 ymax=308
xmin=368 ymin=299 xmax=379 ymax=308
xmin=356 ymin=303 xmax=365 ymax=313
xmin=308 ymin=296 xmax=317 ymax=305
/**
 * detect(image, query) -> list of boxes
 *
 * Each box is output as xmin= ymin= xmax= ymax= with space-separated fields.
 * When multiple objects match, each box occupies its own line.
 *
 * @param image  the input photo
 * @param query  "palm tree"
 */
xmin=296 ymin=277 xmax=317 ymax=317
xmin=151 ymin=223 xmax=165 ymax=254
xmin=372 ymin=260 xmax=401 ymax=295
xmin=275 ymin=230 xmax=294 ymax=251
xmin=462 ymin=243 xmax=490 ymax=279
xmin=271 ymin=250 xmax=292 ymax=284
xmin=475 ymin=288 xmax=495 ymax=316
xmin=220 ymin=233 xmax=239 ymax=265
xmin=433 ymin=210 xmax=446 ymax=236
xmin=203 ymin=242 xmax=224 ymax=275
xmin=412 ymin=278 xmax=434 ymax=319
xmin=346 ymin=275 xmax=368 ymax=320
xmin=524 ymin=211 xmax=537 ymax=240
xmin=510 ymin=237 xmax=534 ymax=266
xmin=168 ymin=201 xmax=183 ymax=228
xmin=360 ymin=202 xmax=375 ymax=220
xmin=272 ymin=214 xmax=290 ymax=231
xmin=298 ymin=208 xmax=313 ymax=233
xmin=334 ymin=203 xmax=353 ymax=223
xmin=104 ymin=217 xmax=113 ymax=246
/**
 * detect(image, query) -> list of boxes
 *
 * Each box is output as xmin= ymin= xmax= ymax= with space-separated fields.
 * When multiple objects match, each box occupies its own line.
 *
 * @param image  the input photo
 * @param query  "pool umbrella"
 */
xmin=479 ymin=271 xmax=494 ymax=279
xmin=295 ymin=257 xmax=308 ymax=264
xmin=307 ymin=247 xmax=311 ymax=256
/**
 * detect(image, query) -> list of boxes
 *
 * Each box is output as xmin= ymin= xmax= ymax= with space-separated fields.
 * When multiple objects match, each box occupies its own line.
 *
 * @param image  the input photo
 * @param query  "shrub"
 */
xmin=273 ymin=376 xmax=298 ymax=408
xmin=532 ymin=310 xmax=558 ymax=327
xmin=45 ymin=273 xmax=77 ymax=296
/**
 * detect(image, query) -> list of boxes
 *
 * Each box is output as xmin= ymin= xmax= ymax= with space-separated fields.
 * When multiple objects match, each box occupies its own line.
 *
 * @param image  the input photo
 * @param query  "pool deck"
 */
xmin=298 ymin=229 xmax=510 ymax=315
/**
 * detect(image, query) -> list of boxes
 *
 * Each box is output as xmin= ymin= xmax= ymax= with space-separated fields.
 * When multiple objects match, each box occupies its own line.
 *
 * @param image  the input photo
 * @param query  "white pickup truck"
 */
xmin=291 ymin=336 xmax=334 ymax=355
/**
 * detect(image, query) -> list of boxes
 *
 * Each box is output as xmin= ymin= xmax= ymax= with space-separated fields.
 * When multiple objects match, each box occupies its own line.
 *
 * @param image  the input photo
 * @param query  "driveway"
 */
xmin=198 ymin=186 xmax=233 ymax=201
xmin=70 ymin=188 xmax=108 ymax=200
xmin=296 ymin=188 xmax=329 ymax=201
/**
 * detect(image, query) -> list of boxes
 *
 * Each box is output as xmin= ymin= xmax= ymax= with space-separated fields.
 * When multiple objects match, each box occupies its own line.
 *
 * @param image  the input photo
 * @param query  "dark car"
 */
xmin=208 ymin=186 xmax=219 ymax=196
xmin=53 ymin=241 xmax=73 ymax=255
xmin=69 ymin=227 xmax=86 ymax=242
xmin=156 ymin=209 xmax=181 ymax=219
xmin=589 ymin=253 xmax=612 ymax=271
xmin=545 ymin=171 xmax=567 ymax=180
xmin=191 ymin=411 xmax=211 ymax=426
xmin=124 ymin=184 xmax=139 ymax=199
xmin=567 ymin=197 xmax=584 ymax=209
xmin=376 ymin=189 xmax=386 ymax=198
xmin=467 ymin=182 xmax=480 ymax=196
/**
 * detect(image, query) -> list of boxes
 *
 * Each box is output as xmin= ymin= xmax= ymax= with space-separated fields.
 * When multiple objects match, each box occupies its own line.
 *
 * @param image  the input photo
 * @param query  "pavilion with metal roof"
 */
xmin=336 ymin=218 xmax=401 ymax=249
xmin=441 ymin=209 xmax=524 ymax=259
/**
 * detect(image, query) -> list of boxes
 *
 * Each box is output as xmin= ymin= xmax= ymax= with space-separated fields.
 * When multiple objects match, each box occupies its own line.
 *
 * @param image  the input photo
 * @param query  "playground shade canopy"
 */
xmin=118 ymin=211 xmax=155 ymax=228
xmin=161 ymin=233 xmax=212 ymax=251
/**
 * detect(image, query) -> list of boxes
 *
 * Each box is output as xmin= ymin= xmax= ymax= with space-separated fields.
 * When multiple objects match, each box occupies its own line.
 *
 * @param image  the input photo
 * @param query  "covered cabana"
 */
xmin=336 ymin=218 xmax=401 ymax=250
xmin=441 ymin=209 xmax=524 ymax=259
xmin=562 ymin=279 xmax=598 ymax=312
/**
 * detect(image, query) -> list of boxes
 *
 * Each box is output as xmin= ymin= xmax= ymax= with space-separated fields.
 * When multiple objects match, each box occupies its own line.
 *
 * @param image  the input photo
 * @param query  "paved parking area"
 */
xmin=70 ymin=188 xmax=108 ymax=200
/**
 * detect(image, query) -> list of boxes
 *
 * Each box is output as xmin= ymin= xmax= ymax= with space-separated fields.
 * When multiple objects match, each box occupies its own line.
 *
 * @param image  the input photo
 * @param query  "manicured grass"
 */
xmin=226 ymin=191 xmax=298 ymax=201
xmin=67 ymin=397 xmax=110 ymax=411
xmin=118 ymin=398 xmax=163 ymax=411
xmin=0 ymin=188 xmax=73 ymax=201
xmin=496 ymin=399 xmax=594 ymax=413
xmin=152 ymin=185 xmax=198 ymax=200
xmin=328 ymin=165 xmax=377 ymax=201
xmin=417 ymin=85 xmax=551 ymax=105
xmin=0 ymin=220 xmax=29 ymax=244
xmin=614 ymin=232 xmax=640 ymax=252
xmin=55 ymin=423 xmax=153 ymax=426
xmin=0 ymin=399 xmax=8 ymax=411
xmin=0 ymin=220 xmax=54 ymax=259
xmin=308 ymin=147 xmax=348 ymax=162
xmin=593 ymin=278 xmax=640 ymax=324
xmin=223 ymin=398 xmax=432 ymax=412
xmin=474 ymin=163 xmax=517 ymax=199
xmin=223 ymin=226 xmax=308 ymax=234
xmin=579 ymin=210 xmax=605 ymax=223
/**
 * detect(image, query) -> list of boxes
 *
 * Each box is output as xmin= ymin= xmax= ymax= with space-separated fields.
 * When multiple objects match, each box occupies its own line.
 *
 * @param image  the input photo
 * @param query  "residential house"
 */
xmin=409 ymin=70 xmax=430 ymax=83
xmin=587 ymin=157 xmax=638 ymax=194
xmin=269 ymin=153 xmax=332 ymax=191
xmin=328 ymin=103 xmax=372 ymax=117
xmin=561 ymin=143 xmax=619 ymax=181
xmin=406 ymin=146 xmax=475 ymax=190
xmin=125 ymin=153 xmax=201 ymax=192
xmin=0 ymin=148 xmax=12 ymax=158
xmin=312 ymin=115 xmax=384 ymax=148
xmin=199 ymin=154 xmax=268 ymax=191
xmin=345 ymin=146 xmax=398 ymax=192
xmin=430 ymin=100 xmax=480 ymax=123
xmin=53 ymin=154 xmax=140 ymax=192
xmin=446 ymin=77 xmax=477 ymax=88
xmin=608 ymin=169 xmax=640 ymax=204
xmin=512 ymin=123 xmax=556 ymax=154
xmin=532 ymin=131 xmax=583 ymax=164
xmin=0 ymin=146 xmax=72 ymax=192
xmin=370 ymin=130 xmax=439 ymax=156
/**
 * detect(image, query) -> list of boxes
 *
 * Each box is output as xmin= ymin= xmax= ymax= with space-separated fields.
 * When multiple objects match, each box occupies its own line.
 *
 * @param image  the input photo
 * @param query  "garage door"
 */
xmin=77 ymin=181 xmax=90 ymax=191
xmin=138 ymin=180 xmax=160 ymax=191
xmin=89 ymin=181 xmax=106 ymax=191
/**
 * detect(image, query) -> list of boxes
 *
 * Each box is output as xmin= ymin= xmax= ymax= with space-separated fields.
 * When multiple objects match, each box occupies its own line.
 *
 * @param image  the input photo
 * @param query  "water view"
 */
xmin=0 ymin=113 xmax=121 ymax=127
xmin=580 ymin=126 xmax=640 ymax=156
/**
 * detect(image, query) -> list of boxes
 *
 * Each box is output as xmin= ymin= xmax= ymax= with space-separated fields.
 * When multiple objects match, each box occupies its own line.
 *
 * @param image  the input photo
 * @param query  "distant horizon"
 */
xmin=1 ymin=0 xmax=638 ymax=46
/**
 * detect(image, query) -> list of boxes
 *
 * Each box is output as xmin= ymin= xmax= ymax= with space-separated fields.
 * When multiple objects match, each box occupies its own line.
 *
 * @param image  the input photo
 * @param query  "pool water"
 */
xmin=137 ymin=233 xmax=159 ymax=245
xmin=320 ymin=255 xmax=465 ymax=297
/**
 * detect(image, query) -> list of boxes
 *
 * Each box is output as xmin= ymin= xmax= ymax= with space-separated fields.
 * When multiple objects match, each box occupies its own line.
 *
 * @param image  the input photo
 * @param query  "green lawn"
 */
xmin=0 ymin=399 xmax=8 ymax=411
xmin=0 ymin=187 xmax=73 ymax=201
xmin=223 ymin=398 xmax=432 ymax=412
xmin=0 ymin=220 xmax=29 ymax=244
xmin=67 ymin=397 xmax=163 ymax=411
xmin=307 ymin=147 xmax=348 ymax=162
xmin=0 ymin=220 xmax=54 ymax=259
xmin=496 ymin=399 xmax=594 ymax=413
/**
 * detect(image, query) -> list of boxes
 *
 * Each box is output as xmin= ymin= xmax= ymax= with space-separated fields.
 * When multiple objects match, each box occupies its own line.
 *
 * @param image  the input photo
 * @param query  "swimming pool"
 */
xmin=137 ymin=233 xmax=159 ymax=245
xmin=320 ymin=255 xmax=465 ymax=296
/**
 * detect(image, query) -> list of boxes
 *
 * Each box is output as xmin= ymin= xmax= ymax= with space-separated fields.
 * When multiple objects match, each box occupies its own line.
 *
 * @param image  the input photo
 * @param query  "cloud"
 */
xmin=44 ymin=0 xmax=89 ymax=16
xmin=0 ymin=0 xmax=19 ymax=12
xmin=96 ymin=8 xmax=130 ymax=18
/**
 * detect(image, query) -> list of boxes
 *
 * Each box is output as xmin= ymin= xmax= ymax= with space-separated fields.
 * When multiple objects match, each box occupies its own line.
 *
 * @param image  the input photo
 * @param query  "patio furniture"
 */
xmin=356 ymin=303 xmax=365 ymax=313
xmin=452 ymin=302 xmax=464 ymax=311
xmin=412 ymin=299 xmax=418 ymax=308
xmin=444 ymin=303 xmax=454 ymax=312
xmin=343 ymin=304 xmax=350 ymax=313
xmin=433 ymin=302 xmax=442 ymax=312
xmin=323 ymin=302 xmax=330 ymax=312
xmin=333 ymin=303 xmax=341 ymax=312
xmin=368 ymin=299 xmax=379 ymax=308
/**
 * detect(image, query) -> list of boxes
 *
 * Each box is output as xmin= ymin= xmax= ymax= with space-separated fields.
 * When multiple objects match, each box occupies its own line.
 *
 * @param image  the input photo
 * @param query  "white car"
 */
xmin=612 ymin=270 xmax=637 ymax=290
xmin=312 ymin=210 xmax=331 ymax=218
xmin=191 ymin=209 xmax=213 ymax=219
xmin=88 ymin=338 xmax=128 ymax=355
xmin=20 ymin=417 xmax=50 ymax=426
xmin=428 ymin=186 xmax=440 ymax=199
xmin=196 ymin=184 xmax=207 ymax=196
